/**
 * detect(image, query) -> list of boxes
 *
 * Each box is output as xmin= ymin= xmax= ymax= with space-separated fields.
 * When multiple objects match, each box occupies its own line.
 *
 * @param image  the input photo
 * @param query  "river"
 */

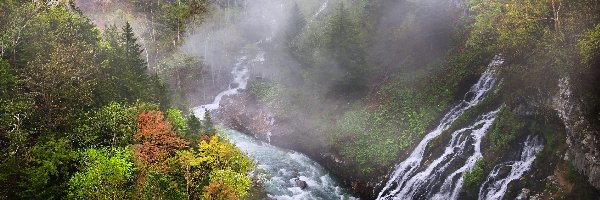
xmin=192 ymin=47 xmax=357 ymax=199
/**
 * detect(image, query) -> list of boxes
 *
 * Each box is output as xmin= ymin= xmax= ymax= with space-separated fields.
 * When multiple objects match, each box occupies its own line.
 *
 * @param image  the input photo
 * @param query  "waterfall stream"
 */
xmin=478 ymin=135 xmax=544 ymax=200
xmin=193 ymin=50 xmax=258 ymax=120
xmin=377 ymin=56 xmax=502 ymax=199
xmin=378 ymin=56 xmax=544 ymax=200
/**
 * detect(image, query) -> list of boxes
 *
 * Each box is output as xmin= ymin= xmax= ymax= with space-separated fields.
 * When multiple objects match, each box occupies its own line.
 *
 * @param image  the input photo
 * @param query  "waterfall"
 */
xmin=380 ymin=109 xmax=500 ymax=199
xmin=314 ymin=0 xmax=329 ymax=19
xmin=478 ymin=135 xmax=544 ymax=200
xmin=307 ymin=0 xmax=329 ymax=28
xmin=192 ymin=51 xmax=264 ymax=119
xmin=377 ymin=56 xmax=503 ymax=199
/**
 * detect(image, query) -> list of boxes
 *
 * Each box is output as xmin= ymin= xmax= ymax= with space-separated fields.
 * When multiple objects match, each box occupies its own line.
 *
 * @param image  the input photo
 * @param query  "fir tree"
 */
xmin=327 ymin=3 xmax=367 ymax=94
xmin=203 ymin=109 xmax=214 ymax=136
xmin=122 ymin=22 xmax=147 ymax=74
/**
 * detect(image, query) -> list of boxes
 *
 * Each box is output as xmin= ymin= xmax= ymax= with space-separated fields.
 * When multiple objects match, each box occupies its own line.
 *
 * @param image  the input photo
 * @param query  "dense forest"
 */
xmin=0 ymin=0 xmax=261 ymax=199
xmin=1 ymin=0 xmax=600 ymax=199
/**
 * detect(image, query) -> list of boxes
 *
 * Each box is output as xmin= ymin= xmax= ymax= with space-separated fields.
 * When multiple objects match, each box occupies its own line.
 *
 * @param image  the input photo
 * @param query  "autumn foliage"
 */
xmin=203 ymin=182 xmax=238 ymax=200
xmin=134 ymin=111 xmax=188 ymax=168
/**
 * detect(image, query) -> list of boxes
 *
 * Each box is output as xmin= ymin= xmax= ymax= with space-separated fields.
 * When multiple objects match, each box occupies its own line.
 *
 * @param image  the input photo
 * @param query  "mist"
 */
xmin=178 ymin=0 xmax=465 ymax=138
xmin=4 ymin=0 xmax=600 ymax=199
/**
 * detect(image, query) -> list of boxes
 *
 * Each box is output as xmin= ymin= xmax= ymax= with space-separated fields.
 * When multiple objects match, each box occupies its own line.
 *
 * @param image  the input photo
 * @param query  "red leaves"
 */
xmin=134 ymin=111 xmax=188 ymax=167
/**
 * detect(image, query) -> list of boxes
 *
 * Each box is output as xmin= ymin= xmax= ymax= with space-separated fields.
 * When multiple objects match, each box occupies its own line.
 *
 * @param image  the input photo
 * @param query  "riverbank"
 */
xmin=212 ymin=89 xmax=380 ymax=199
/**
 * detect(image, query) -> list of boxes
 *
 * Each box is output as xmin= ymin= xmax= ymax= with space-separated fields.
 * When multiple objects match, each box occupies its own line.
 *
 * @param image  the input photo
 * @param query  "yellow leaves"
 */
xmin=172 ymin=135 xmax=253 ymax=199
xmin=196 ymin=136 xmax=247 ymax=170
xmin=468 ymin=0 xmax=559 ymax=56
xmin=204 ymin=169 xmax=252 ymax=200
xmin=176 ymin=149 xmax=211 ymax=167
xmin=176 ymin=135 xmax=253 ymax=175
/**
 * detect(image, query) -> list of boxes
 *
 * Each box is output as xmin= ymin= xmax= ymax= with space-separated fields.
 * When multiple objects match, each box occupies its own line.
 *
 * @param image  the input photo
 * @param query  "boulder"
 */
xmin=293 ymin=178 xmax=307 ymax=189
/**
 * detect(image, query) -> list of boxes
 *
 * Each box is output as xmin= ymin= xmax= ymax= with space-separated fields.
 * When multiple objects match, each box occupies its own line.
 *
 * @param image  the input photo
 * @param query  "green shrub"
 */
xmin=487 ymin=108 xmax=525 ymax=152
xmin=68 ymin=147 xmax=136 ymax=200
xmin=249 ymin=81 xmax=279 ymax=103
xmin=579 ymin=24 xmax=600 ymax=66
xmin=463 ymin=159 xmax=486 ymax=192
xmin=165 ymin=108 xmax=188 ymax=137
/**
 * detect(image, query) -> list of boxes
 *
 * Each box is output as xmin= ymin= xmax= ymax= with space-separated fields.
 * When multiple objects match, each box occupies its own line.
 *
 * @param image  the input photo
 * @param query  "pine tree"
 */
xmin=327 ymin=3 xmax=367 ymax=93
xmin=203 ymin=109 xmax=214 ymax=136
xmin=186 ymin=113 xmax=202 ymax=137
xmin=122 ymin=22 xmax=147 ymax=74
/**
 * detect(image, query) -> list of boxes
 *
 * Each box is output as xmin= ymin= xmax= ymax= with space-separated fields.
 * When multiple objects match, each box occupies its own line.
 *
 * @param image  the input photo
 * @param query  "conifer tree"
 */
xmin=122 ymin=22 xmax=147 ymax=74
xmin=327 ymin=3 xmax=367 ymax=94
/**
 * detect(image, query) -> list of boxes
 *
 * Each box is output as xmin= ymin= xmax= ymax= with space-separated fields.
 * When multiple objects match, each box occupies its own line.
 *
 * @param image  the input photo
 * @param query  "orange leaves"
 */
xmin=203 ymin=182 xmax=238 ymax=200
xmin=134 ymin=111 xmax=188 ymax=168
xmin=136 ymin=111 xmax=172 ymax=141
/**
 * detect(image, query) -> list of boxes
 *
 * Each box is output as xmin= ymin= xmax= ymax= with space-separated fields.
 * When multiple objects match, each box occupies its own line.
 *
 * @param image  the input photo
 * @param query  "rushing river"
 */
xmin=223 ymin=129 xmax=357 ymax=200
xmin=193 ymin=46 xmax=357 ymax=199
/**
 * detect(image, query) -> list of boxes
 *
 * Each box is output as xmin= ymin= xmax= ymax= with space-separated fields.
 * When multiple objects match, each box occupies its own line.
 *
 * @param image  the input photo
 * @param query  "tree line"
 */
xmin=0 ymin=1 xmax=257 ymax=199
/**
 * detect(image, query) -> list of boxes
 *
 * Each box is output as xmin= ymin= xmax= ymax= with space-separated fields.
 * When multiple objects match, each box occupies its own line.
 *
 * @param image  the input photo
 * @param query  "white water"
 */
xmin=313 ymin=0 xmax=329 ymax=19
xmin=187 ymin=1 xmax=359 ymax=198
xmin=478 ymin=135 xmax=544 ymax=200
xmin=430 ymin=109 xmax=499 ymax=199
xmin=223 ymin=130 xmax=357 ymax=200
xmin=307 ymin=0 xmax=329 ymax=27
xmin=192 ymin=51 xmax=263 ymax=119
xmin=377 ymin=56 xmax=504 ymax=199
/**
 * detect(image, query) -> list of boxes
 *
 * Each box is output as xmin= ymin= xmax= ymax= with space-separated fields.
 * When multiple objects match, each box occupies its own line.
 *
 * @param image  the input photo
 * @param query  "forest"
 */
xmin=1 ymin=0 xmax=600 ymax=199
xmin=0 ymin=0 xmax=259 ymax=199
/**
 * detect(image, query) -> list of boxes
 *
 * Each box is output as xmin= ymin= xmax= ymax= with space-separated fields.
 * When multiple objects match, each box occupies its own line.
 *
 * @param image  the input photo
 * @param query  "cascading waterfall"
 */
xmin=383 ymin=109 xmax=500 ymax=199
xmin=478 ymin=135 xmax=544 ymax=200
xmin=430 ymin=109 xmax=500 ymax=199
xmin=377 ymin=56 xmax=504 ymax=200
xmin=192 ymin=50 xmax=262 ymax=119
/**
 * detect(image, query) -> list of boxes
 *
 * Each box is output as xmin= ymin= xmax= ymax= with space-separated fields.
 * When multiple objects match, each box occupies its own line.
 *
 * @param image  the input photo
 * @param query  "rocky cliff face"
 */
xmin=553 ymin=78 xmax=600 ymax=190
xmin=213 ymin=92 xmax=274 ymax=141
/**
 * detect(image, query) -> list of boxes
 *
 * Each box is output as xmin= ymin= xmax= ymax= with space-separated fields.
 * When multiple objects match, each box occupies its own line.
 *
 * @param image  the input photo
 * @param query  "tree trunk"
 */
xmin=552 ymin=0 xmax=563 ymax=37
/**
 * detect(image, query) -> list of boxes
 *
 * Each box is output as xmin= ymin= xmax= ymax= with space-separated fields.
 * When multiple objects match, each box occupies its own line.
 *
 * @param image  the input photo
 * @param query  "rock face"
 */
xmin=214 ymin=92 xmax=275 ymax=141
xmin=511 ymin=88 xmax=553 ymax=117
xmin=516 ymin=188 xmax=530 ymax=200
xmin=553 ymin=78 xmax=600 ymax=190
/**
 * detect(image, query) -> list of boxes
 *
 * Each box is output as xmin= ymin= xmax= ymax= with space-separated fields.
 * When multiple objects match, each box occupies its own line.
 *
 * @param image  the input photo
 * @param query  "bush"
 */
xmin=204 ymin=169 xmax=252 ymax=200
xmin=68 ymin=147 xmax=136 ymax=200
xmin=487 ymin=108 xmax=525 ymax=152
xmin=463 ymin=159 xmax=486 ymax=192
xmin=579 ymin=24 xmax=600 ymax=66
xmin=249 ymin=81 xmax=279 ymax=103
xmin=165 ymin=108 xmax=188 ymax=137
